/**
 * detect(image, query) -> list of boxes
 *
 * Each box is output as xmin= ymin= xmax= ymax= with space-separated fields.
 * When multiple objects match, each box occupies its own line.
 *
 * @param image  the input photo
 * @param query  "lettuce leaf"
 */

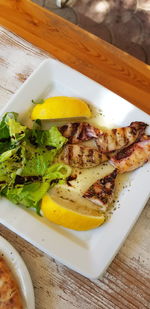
xmin=0 ymin=147 xmax=25 ymax=192
xmin=20 ymin=143 xmax=57 ymax=176
xmin=2 ymin=162 xmax=71 ymax=212
xmin=0 ymin=140 xmax=12 ymax=154
xmin=3 ymin=112 xmax=18 ymax=122
xmin=22 ymin=127 xmax=67 ymax=177
xmin=0 ymin=112 xmax=26 ymax=152
xmin=0 ymin=113 xmax=14 ymax=140
xmin=27 ymin=126 xmax=67 ymax=149
xmin=3 ymin=182 xmax=50 ymax=209
xmin=0 ymin=112 xmax=71 ymax=212
xmin=7 ymin=118 xmax=26 ymax=142
xmin=0 ymin=112 xmax=18 ymax=139
xmin=43 ymin=163 xmax=71 ymax=184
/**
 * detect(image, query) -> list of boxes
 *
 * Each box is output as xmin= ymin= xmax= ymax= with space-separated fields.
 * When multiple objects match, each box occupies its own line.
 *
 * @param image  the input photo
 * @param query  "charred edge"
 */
xmin=130 ymin=121 xmax=148 ymax=130
xmin=76 ymin=123 xmax=84 ymax=141
xmin=67 ymin=174 xmax=77 ymax=182
xmin=58 ymin=124 xmax=68 ymax=135
xmin=78 ymin=123 xmax=90 ymax=141
xmin=83 ymin=188 xmax=108 ymax=204
xmin=67 ymin=174 xmax=77 ymax=186
xmin=68 ymin=145 xmax=73 ymax=165
xmin=122 ymin=127 xmax=129 ymax=145
xmin=100 ymin=169 xmax=117 ymax=185
xmin=82 ymin=186 xmax=95 ymax=198
xmin=71 ymin=123 xmax=80 ymax=141
xmin=114 ymin=144 xmax=135 ymax=160
xmin=79 ymin=145 xmax=84 ymax=166
xmin=130 ymin=121 xmax=148 ymax=138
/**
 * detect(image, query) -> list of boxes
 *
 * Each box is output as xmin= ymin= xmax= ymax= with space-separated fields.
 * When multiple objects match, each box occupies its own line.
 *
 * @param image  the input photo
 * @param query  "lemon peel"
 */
xmin=31 ymin=96 xmax=91 ymax=120
xmin=41 ymin=194 xmax=105 ymax=231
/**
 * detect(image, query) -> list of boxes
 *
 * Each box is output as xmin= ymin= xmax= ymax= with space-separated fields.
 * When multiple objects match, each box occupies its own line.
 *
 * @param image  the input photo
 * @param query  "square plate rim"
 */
xmin=0 ymin=58 xmax=149 ymax=279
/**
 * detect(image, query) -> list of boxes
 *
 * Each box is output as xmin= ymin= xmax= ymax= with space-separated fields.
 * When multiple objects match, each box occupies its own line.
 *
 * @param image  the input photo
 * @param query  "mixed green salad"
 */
xmin=0 ymin=112 xmax=71 ymax=214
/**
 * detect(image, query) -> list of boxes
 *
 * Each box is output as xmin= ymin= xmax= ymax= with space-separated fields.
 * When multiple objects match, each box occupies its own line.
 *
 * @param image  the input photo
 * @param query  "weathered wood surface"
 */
xmin=0 ymin=27 xmax=150 ymax=309
xmin=0 ymin=0 xmax=150 ymax=114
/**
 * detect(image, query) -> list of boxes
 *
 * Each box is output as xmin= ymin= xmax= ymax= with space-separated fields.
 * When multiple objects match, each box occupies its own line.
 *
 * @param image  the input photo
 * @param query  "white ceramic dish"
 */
xmin=0 ymin=59 xmax=149 ymax=279
xmin=0 ymin=236 xmax=35 ymax=309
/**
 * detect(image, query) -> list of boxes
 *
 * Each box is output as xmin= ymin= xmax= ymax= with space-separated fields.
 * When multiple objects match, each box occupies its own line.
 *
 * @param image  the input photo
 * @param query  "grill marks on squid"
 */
xmin=83 ymin=169 xmax=118 ymax=207
xmin=110 ymin=135 xmax=150 ymax=173
xmin=58 ymin=120 xmax=149 ymax=208
xmin=59 ymin=122 xmax=99 ymax=144
xmin=59 ymin=121 xmax=147 ymax=153
xmin=95 ymin=122 xmax=147 ymax=153
xmin=59 ymin=144 xmax=108 ymax=168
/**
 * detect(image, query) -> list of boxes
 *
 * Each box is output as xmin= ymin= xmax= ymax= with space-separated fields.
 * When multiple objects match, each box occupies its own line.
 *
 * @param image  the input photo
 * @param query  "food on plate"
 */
xmin=59 ymin=121 xmax=147 ymax=152
xmin=83 ymin=169 xmax=118 ymax=207
xmin=95 ymin=121 xmax=147 ymax=153
xmin=0 ymin=256 xmax=23 ymax=309
xmin=59 ymin=122 xmax=99 ymax=144
xmin=0 ymin=99 xmax=149 ymax=231
xmin=110 ymin=135 xmax=150 ymax=173
xmin=31 ymin=96 xmax=91 ymax=120
xmin=0 ymin=112 xmax=71 ymax=213
xmin=41 ymin=194 xmax=105 ymax=231
xmin=59 ymin=144 xmax=108 ymax=168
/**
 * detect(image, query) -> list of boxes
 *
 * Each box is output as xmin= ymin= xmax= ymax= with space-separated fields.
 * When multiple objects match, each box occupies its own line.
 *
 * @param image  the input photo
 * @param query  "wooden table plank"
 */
xmin=0 ymin=27 xmax=149 ymax=309
xmin=0 ymin=0 xmax=150 ymax=114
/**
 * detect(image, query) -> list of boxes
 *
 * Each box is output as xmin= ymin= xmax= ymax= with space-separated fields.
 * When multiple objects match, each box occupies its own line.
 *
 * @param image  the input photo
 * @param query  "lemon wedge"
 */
xmin=41 ymin=194 xmax=105 ymax=231
xmin=31 ymin=96 xmax=91 ymax=120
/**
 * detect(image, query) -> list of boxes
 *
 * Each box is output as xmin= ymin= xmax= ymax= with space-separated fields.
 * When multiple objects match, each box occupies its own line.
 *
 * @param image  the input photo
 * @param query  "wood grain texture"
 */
xmin=0 ymin=0 xmax=150 ymax=114
xmin=0 ymin=27 xmax=150 ymax=309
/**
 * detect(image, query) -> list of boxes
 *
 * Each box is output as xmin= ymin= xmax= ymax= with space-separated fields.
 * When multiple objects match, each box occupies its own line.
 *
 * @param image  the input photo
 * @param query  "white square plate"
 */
xmin=0 ymin=59 xmax=149 ymax=279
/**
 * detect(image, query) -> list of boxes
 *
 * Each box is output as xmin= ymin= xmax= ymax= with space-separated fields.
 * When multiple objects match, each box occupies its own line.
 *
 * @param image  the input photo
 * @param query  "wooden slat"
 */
xmin=0 ymin=0 xmax=150 ymax=114
xmin=0 ymin=223 xmax=150 ymax=309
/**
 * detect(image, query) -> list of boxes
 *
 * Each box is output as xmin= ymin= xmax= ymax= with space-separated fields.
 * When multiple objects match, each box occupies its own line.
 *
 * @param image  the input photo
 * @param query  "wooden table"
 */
xmin=0 ymin=2 xmax=150 ymax=308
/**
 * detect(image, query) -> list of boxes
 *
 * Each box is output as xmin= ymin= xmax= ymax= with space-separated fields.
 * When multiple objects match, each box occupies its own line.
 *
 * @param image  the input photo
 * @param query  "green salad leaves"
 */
xmin=0 ymin=112 xmax=71 ymax=213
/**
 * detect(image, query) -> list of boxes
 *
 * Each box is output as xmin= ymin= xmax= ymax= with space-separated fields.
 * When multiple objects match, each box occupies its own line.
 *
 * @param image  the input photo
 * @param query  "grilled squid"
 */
xmin=83 ymin=169 xmax=118 ymax=207
xmin=59 ymin=144 xmax=108 ymax=168
xmin=110 ymin=135 xmax=150 ymax=173
xmin=59 ymin=121 xmax=147 ymax=153
xmin=95 ymin=121 xmax=147 ymax=153
xmin=59 ymin=122 xmax=100 ymax=144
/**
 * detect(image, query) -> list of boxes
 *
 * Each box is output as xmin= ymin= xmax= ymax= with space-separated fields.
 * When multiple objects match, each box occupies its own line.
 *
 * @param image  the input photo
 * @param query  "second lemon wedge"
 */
xmin=41 ymin=194 xmax=105 ymax=231
xmin=31 ymin=96 xmax=91 ymax=120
